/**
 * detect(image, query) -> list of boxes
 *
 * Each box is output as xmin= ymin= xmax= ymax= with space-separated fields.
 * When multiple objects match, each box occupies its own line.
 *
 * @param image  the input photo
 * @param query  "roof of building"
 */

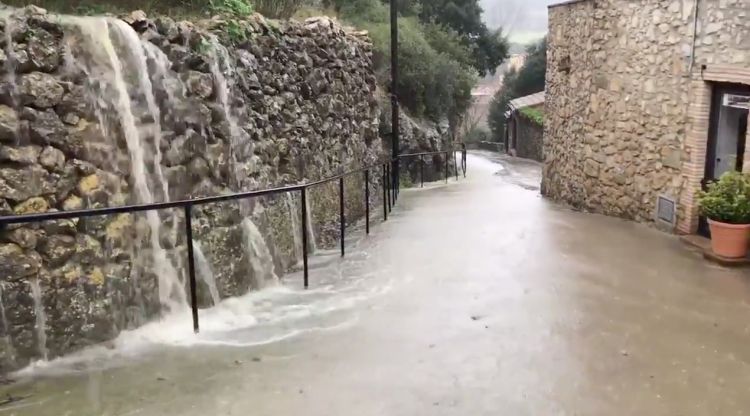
xmin=548 ymin=0 xmax=591 ymax=9
xmin=508 ymin=91 xmax=545 ymax=111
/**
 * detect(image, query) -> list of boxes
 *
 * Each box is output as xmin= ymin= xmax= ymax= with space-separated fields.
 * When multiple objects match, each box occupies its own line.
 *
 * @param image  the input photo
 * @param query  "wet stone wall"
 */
xmin=0 ymin=5 xmax=387 ymax=371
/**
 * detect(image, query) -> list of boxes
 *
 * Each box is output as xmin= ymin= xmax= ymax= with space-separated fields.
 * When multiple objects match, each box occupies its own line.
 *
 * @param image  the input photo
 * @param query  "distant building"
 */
xmin=544 ymin=0 xmax=750 ymax=235
xmin=505 ymin=91 xmax=545 ymax=161
xmin=464 ymin=53 xmax=528 ymax=135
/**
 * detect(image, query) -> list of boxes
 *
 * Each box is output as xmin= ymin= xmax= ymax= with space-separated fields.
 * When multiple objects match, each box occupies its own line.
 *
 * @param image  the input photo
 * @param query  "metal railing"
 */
xmin=0 ymin=150 xmax=464 ymax=333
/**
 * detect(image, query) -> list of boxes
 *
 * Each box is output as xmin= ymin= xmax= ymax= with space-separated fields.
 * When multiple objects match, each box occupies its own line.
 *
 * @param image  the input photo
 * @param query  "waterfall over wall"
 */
xmin=0 ymin=5 xmax=383 ymax=372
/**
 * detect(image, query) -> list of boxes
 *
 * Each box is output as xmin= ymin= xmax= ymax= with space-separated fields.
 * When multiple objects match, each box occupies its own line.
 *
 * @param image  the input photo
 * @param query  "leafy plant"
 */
xmin=520 ymin=107 xmax=544 ymax=126
xmin=698 ymin=171 xmax=750 ymax=224
xmin=224 ymin=19 xmax=248 ymax=43
xmin=210 ymin=0 xmax=253 ymax=16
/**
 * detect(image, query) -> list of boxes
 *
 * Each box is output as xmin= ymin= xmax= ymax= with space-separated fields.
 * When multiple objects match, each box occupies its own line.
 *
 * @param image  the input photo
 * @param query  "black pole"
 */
xmin=420 ymin=155 xmax=424 ymax=188
xmin=454 ymin=150 xmax=458 ymax=181
xmin=444 ymin=152 xmax=448 ymax=183
xmin=382 ymin=164 xmax=388 ymax=221
xmin=301 ymin=188 xmax=309 ymax=289
xmin=365 ymin=169 xmax=370 ymax=235
xmin=184 ymin=204 xmax=199 ymax=333
xmin=390 ymin=0 xmax=399 ymax=204
xmin=339 ymin=177 xmax=345 ymax=257
xmin=387 ymin=163 xmax=392 ymax=213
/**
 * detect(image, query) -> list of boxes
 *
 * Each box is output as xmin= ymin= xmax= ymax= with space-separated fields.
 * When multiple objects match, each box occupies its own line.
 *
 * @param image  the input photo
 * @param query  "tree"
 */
xmin=418 ymin=0 xmax=509 ymax=76
xmin=488 ymin=37 xmax=546 ymax=141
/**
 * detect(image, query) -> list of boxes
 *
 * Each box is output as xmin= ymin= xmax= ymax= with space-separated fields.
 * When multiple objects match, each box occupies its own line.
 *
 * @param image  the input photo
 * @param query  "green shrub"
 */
xmin=520 ymin=107 xmax=544 ymax=126
xmin=698 ymin=171 xmax=750 ymax=224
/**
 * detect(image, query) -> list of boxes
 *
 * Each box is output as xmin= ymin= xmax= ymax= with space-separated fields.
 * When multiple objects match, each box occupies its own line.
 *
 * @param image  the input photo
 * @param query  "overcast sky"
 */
xmin=480 ymin=0 xmax=557 ymax=44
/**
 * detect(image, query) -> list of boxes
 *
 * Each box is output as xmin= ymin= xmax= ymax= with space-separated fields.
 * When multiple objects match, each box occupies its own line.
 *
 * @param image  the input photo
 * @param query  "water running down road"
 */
xmin=2 ymin=152 xmax=750 ymax=415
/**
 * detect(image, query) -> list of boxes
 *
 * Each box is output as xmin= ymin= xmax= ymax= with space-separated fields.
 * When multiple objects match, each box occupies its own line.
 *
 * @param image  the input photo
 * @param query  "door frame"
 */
xmin=699 ymin=82 xmax=750 ymax=236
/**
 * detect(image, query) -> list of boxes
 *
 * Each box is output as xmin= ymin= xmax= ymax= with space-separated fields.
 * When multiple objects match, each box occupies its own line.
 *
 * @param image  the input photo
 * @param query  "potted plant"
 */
xmin=698 ymin=171 xmax=750 ymax=258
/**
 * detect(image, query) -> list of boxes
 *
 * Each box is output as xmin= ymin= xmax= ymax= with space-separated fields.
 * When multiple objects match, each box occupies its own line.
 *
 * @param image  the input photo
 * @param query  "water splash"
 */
xmin=193 ymin=240 xmax=220 ymax=306
xmin=66 ymin=17 xmax=186 ymax=312
xmin=241 ymin=219 xmax=278 ymax=289
xmin=29 ymin=279 xmax=47 ymax=361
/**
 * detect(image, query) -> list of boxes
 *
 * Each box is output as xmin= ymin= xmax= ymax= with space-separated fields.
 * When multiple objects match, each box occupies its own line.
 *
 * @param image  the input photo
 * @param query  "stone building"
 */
xmin=544 ymin=0 xmax=750 ymax=235
xmin=505 ymin=91 xmax=545 ymax=162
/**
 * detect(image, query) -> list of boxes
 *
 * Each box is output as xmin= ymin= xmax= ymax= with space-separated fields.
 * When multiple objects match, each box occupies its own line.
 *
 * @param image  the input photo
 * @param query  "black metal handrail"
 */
xmin=0 ymin=149 xmax=464 ymax=334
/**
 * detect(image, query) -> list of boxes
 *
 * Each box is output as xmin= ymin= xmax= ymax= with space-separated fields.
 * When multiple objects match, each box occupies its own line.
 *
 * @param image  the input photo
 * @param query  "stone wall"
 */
xmin=544 ymin=0 xmax=750 ymax=231
xmin=0 ymin=6 xmax=393 ymax=371
xmin=514 ymin=113 xmax=543 ymax=162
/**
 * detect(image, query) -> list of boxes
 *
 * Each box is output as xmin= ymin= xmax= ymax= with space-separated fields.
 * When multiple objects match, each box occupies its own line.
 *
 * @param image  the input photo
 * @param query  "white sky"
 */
xmin=480 ymin=0 xmax=558 ymax=44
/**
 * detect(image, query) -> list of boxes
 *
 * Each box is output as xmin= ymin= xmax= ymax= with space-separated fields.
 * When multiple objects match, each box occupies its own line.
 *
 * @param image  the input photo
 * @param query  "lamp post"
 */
xmin=390 ymin=0 xmax=399 ymax=200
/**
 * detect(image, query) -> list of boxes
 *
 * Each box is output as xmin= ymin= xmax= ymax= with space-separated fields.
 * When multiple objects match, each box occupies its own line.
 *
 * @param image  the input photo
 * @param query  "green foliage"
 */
xmin=520 ymin=107 xmax=543 ymax=126
xmin=419 ymin=0 xmax=508 ymax=76
xmin=488 ymin=37 xmax=547 ymax=141
xmin=698 ymin=171 xmax=750 ymax=224
xmin=210 ymin=0 xmax=252 ymax=16
xmin=224 ymin=19 xmax=248 ymax=43
xmin=333 ymin=0 xmax=477 ymax=127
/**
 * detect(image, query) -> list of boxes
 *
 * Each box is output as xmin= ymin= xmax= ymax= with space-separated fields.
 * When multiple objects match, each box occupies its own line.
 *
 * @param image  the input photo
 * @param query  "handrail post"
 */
xmin=365 ymin=169 xmax=370 ymax=235
xmin=382 ymin=164 xmax=388 ymax=221
xmin=387 ymin=163 xmax=392 ymax=213
xmin=444 ymin=151 xmax=448 ymax=183
xmin=184 ymin=204 xmax=199 ymax=333
xmin=454 ymin=150 xmax=458 ymax=181
xmin=420 ymin=155 xmax=424 ymax=188
xmin=339 ymin=176 xmax=345 ymax=257
xmin=300 ymin=187 xmax=309 ymax=289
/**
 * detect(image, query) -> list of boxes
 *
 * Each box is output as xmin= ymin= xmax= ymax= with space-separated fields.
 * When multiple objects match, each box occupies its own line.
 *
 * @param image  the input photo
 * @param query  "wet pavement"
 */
xmin=3 ymin=152 xmax=750 ymax=415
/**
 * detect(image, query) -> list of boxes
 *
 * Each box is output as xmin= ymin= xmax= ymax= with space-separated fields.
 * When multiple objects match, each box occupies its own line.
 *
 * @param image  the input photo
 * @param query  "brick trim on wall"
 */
xmin=678 ymin=66 xmax=750 ymax=234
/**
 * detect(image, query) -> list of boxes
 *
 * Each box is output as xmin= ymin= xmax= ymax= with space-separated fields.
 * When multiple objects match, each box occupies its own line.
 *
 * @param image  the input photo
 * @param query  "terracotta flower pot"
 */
xmin=708 ymin=219 xmax=750 ymax=259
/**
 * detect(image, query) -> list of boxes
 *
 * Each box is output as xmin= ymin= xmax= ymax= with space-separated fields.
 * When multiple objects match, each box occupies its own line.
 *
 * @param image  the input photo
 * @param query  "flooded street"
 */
xmin=3 ymin=152 xmax=750 ymax=415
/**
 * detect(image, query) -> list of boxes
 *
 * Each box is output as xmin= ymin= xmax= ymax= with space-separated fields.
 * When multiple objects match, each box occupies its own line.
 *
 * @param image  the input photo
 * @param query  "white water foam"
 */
xmin=193 ymin=240 xmax=221 ymax=306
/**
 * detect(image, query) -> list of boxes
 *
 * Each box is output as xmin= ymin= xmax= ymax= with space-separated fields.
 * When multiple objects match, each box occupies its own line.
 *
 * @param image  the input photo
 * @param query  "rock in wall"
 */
xmin=0 ymin=5 xmax=386 ymax=371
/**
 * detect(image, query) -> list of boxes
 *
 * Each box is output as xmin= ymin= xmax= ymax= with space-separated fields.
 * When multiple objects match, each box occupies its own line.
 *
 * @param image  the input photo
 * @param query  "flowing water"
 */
xmin=305 ymin=194 xmax=319 ymax=254
xmin=65 ymin=17 xmax=186 ymax=311
xmin=286 ymin=193 xmax=304 ymax=263
xmin=193 ymin=240 xmax=221 ymax=306
xmin=241 ymin=219 xmax=278 ymax=289
xmin=29 ymin=279 xmax=48 ymax=361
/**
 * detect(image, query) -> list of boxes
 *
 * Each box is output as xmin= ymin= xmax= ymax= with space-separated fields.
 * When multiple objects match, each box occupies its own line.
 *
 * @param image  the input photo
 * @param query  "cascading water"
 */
xmin=29 ymin=279 xmax=48 ymax=361
xmin=305 ymin=195 xmax=319 ymax=254
xmin=65 ymin=17 xmax=186 ymax=312
xmin=193 ymin=240 xmax=221 ymax=306
xmin=242 ymin=219 xmax=278 ymax=289
xmin=207 ymin=38 xmax=279 ymax=288
xmin=286 ymin=193 xmax=304 ymax=262
xmin=0 ymin=283 xmax=14 ymax=363
xmin=207 ymin=37 xmax=248 ymax=190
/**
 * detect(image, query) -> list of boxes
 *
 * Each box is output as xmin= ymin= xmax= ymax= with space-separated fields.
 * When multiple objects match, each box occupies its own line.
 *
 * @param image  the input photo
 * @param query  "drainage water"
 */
xmin=65 ymin=17 xmax=186 ymax=312
xmin=241 ymin=219 xmax=278 ymax=289
xmin=29 ymin=279 xmax=48 ymax=361
xmin=193 ymin=240 xmax=221 ymax=306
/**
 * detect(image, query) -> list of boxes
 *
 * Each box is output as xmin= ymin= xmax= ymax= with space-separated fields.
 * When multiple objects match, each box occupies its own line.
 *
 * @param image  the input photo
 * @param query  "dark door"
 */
xmin=699 ymin=84 xmax=750 ymax=236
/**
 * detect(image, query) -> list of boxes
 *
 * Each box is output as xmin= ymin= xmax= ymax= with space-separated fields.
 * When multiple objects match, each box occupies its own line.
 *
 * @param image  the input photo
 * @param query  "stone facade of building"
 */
xmin=544 ymin=0 xmax=750 ymax=233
